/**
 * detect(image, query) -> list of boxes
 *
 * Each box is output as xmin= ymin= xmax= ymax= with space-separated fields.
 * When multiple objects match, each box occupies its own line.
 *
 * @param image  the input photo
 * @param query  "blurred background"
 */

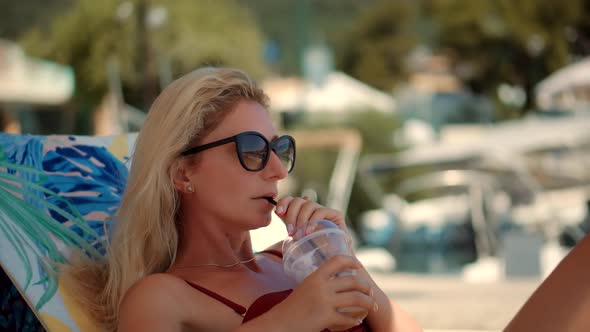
xmin=2 ymin=0 xmax=590 ymax=331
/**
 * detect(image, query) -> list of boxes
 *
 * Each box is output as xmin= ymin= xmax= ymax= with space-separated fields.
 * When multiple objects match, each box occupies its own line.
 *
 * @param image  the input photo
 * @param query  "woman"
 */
xmin=67 ymin=67 xmax=422 ymax=332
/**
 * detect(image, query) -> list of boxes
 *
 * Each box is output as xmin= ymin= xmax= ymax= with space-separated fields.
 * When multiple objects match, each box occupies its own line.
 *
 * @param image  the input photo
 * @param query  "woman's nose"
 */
xmin=264 ymin=151 xmax=288 ymax=180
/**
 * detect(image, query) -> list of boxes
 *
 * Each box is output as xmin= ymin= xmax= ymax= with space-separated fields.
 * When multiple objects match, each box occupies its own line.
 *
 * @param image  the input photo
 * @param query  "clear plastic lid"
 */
xmin=282 ymin=219 xmax=348 ymax=257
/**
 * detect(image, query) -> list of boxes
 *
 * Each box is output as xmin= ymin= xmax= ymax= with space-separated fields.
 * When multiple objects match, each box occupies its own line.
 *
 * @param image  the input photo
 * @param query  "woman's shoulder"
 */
xmin=118 ymin=273 xmax=189 ymax=330
xmin=122 ymin=273 xmax=188 ymax=304
xmin=119 ymin=273 xmax=245 ymax=331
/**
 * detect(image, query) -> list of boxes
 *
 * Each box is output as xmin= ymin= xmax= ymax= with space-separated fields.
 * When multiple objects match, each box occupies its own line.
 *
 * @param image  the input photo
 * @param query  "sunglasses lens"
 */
xmin=237 ymin=134 xmax=268 ymax=171
xmin=273 ymin=136 xmax=295 ymax=172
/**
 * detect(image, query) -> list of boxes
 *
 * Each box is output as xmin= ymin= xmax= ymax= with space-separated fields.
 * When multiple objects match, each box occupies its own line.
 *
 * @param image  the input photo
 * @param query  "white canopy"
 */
xmin=368 ymin=113 xmax=590 ymax=169
xmin=263 ymin=71 xmax=396 ymax=113
xmin=536 ymin=57 xmax=590 ymax=110
xmin=0 ymin=40 xmax=74 ymax=105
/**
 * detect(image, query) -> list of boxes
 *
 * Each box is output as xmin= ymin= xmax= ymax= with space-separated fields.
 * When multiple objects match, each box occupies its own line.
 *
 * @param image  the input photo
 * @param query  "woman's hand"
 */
xmin=273 ymin=255 xmax=376 ymax=332
xmin=275 ymin=195 xmax=349 ymax=237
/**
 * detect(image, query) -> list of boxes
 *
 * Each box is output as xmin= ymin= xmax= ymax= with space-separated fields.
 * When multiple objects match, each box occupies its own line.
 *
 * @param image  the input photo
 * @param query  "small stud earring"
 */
xmin=187 ymin=184 xmax=194 ymax=193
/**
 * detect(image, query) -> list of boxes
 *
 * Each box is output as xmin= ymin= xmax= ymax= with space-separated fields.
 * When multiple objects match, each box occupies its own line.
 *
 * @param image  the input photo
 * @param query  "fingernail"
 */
xmin=305 ymin=224 xmax=313 ymax=235
xmin=373 ymin=302 xmax=379 ymax=312
xmin=276 ymin=205 xmax=284 ymax=214
xmin=357 ymin=319 xmax=363 ymax=325
xmin=295 ymin=228 xmax=304 ymax=239
xmin=287 ymin=224 xmax=294 ymax=235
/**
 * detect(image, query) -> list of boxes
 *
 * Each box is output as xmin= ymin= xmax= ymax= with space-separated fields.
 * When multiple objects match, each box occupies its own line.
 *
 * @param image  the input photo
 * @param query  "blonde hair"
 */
xmin=64 ymin=67 xmax=269 ymax=331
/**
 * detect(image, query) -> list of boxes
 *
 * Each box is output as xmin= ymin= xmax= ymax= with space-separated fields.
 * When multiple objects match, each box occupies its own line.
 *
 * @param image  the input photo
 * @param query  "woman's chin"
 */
xmin=256 ymin=214 xmax=273 ymax=228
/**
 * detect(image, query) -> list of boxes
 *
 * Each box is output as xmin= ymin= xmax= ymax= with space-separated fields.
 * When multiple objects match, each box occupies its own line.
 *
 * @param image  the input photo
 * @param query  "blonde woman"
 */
xmin=66 ymin=67 xmax=422 ymax=332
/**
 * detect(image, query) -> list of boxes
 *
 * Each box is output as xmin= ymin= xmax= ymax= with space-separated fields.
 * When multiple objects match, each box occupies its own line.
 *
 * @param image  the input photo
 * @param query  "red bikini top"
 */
xmin=184 ymin=250 xmax=371 ymax=331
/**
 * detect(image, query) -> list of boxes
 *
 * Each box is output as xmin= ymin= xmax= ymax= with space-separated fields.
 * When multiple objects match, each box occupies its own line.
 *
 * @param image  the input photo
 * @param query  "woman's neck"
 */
xmin=172 ymin=213 xmax=256 ymax=269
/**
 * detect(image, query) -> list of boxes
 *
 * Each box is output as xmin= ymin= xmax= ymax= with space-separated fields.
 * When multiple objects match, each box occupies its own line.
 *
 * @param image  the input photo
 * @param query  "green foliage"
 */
xmin=337 ymin=0 xmax=420 ymax=92
xmin=242 ymin=0 xmax=378 ymax=75
xmin=293 ymin=110 xmax=401 ymax=154
xmin=336 ymin=0 xmax=590 ymax=113
xmin=0 ymin=0 xmax=72 ymax=39
xmin=345 ymin=111 xmax=401 ymax=155
xmin=155 ymin=0 xmax=267 ymax=78
xmin=428 ymin=0 xmax=585 ymax=109
xmin=22 ymin=0 xmax=129 ymax=103
xmin=19 ymin=0 xmax=268 ymax=109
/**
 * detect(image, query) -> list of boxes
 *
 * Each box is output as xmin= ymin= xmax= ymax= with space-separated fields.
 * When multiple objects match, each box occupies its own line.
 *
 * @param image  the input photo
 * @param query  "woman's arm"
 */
xmin=505 ymin=234 xmax=590 ymax=331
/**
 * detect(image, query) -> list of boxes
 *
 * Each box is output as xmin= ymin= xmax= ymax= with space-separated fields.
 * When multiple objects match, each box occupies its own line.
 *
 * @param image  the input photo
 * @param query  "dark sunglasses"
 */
xmin=180 ymin=131 xmax=296 ymax=173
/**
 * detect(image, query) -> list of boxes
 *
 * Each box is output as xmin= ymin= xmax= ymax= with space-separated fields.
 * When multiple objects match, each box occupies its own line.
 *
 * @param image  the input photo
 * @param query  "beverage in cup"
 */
xmin=282 ymin=220 xmax=368 ymax=321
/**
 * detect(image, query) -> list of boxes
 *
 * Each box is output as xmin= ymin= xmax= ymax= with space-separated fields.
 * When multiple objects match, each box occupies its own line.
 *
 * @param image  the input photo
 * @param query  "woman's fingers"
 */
xmin=276 ymin=196 xmax=317 ymax=237
xmin=282 ymin=197 xmax=307 ymax=236
xmin=275 ymin=196 xmax=296 ymax=234
xmin=327 ymin=311 xmax=366 ymax=331
xmin=276 ymin=195 xmax=348 ymax=237
xmin=275 ymin=195 xmax=294 ymax=217
xmin=311 ymin=255 xmax=361 ymax=280
xmin=327 ymin=290 xmax=374 ymax=330
xmin=329 ymin=275 xmax=373 ymax=297
xmin=333 ymin=291 xmax=375 ymax=312
xmin=295 ymin=200 xmax=320 ymax=236
xmin=307 ymin=207 xmax=347 ymax=234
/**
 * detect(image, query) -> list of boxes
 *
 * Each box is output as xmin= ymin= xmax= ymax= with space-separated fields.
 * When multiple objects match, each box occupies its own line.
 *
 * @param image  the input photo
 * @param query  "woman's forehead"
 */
xmin=210 ymin=100 xmax=277 ymax=139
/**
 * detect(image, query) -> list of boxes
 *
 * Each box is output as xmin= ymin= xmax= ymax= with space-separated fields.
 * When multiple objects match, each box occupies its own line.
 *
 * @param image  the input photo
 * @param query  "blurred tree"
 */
xmin=428 ymin=0 xmax=585 ymax=111
xmin=337 ymin=0 xmax=588 ymax=114
xmin=568 ymin=0 xmax=590 ymax=56
xmin=242 ymin=0 xmax=377 ymax=76
xmin=0 ymin=0 xmax=72 ymax=39
xmin=19 ymin=0 xmax=267 ymax=115
xmin=337 ymin=0 xmax=420 ymax=92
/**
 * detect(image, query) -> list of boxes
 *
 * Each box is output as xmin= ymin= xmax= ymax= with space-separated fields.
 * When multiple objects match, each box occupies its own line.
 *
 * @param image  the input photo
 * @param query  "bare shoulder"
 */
xmin=121 ymin=273 xmax=187 ymax=306
xmin=120 ymin=272 xmax=246 ymax=331
xmin=118 ymin=273 xmax=188 ymax=331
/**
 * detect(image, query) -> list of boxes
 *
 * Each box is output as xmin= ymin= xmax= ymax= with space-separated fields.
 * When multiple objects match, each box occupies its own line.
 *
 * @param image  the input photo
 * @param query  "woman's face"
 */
xmin=185 ymin=99 xmax=288 ymax=230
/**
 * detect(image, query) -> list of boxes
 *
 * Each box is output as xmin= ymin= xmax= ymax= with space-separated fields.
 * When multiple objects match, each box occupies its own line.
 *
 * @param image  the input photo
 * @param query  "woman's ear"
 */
xmin=172 ymin=161 xmax=194 ymax=194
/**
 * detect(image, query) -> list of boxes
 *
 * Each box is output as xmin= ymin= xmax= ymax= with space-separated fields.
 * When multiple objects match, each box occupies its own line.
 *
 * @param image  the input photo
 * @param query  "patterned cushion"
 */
xmin=0 ymin=132 xmax=136 ymax=332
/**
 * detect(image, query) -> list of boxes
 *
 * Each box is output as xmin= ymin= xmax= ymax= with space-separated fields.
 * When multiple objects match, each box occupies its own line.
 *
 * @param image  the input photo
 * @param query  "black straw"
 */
xmin=264 ymin=197 xmax=277 ymax=205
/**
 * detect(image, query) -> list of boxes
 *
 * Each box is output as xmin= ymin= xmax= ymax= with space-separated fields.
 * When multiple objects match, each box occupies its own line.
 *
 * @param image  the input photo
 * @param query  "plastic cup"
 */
xmin=282 ymin=220 xmax=368 ymax=320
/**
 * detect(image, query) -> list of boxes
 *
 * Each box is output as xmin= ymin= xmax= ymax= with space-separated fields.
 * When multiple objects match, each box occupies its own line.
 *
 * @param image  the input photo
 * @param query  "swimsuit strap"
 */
xmin=257 ymin=249 xmax=283 ymax=259
xmin=182 ymin=249 xmax=283 ymax=317
xmin=184 ymin=280 xmax=247 ymax=316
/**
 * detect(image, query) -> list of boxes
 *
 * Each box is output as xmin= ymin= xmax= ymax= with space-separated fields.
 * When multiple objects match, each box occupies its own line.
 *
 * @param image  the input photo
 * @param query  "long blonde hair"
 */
xmin=65 ymin=67 xmax=269 ymax=331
